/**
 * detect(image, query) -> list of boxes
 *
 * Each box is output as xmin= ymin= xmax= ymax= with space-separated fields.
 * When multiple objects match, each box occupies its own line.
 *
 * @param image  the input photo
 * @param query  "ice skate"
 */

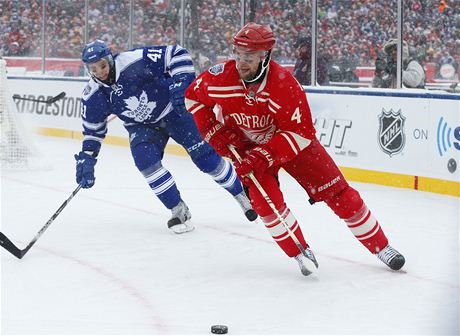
xmin=294 ymin=248 xmax=319 ymax=276
xmin=167 ymin=201 xmax=194 ymax=234
xmin=377 ymin=245 xmax=405 ymax=270
xmin=234 ymin=191 xmax=258 ymax=221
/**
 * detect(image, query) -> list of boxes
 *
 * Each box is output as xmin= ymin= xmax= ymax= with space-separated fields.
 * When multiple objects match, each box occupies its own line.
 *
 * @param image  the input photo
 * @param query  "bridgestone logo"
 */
xmin=317 ymin=176 xmax=341 ymax=192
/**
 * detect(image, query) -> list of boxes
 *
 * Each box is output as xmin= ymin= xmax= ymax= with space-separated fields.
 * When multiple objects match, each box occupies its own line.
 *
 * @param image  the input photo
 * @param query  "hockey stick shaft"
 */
xmin=0 ymin=184 xmax=82 ymax=259
xmin=13 ymin=91 xmax=66 ymax=104
xmin=229 ymin=146 xmax=308 ymax=256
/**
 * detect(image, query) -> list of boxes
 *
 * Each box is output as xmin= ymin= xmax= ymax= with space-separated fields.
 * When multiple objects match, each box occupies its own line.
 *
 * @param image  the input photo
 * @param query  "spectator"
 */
xmin=372 ymin=38 xmax=425 ymax=89
xmin=292 ymin=36 xmax=329 ymax=86
xmin=436 ymin=53 xmax=459 ymax=80
xmin=0 ymin=0 xmax=458 ymax=85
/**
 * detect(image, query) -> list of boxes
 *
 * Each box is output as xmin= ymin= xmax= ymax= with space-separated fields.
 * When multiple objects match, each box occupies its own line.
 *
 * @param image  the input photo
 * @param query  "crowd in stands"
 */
xmin=1 ymin=0 xmax=458 ymax=80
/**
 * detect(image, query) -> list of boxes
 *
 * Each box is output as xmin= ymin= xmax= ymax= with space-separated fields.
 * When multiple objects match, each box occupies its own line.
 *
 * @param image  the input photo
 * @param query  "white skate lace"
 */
xmin=377 ymin=245 xmax=399 ymax=265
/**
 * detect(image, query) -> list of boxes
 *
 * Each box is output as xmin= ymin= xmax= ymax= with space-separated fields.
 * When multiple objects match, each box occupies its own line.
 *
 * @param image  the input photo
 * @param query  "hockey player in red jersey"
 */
xmin=185 ymin=22 xmax=405 ymax=276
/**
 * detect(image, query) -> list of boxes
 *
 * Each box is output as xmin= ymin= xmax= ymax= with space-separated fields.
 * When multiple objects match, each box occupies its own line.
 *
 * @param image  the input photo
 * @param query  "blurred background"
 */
xmin=1 ymin=0 xmax=459 ymax=89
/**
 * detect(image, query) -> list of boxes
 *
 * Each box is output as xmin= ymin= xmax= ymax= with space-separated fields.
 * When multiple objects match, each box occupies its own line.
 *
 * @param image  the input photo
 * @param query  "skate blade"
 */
xmin=170 ymin=221 xmax=195 ymax=234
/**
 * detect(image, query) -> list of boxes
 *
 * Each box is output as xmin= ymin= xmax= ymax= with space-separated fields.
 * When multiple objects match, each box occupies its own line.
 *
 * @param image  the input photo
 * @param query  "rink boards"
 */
xmin=6 ymin=76 xmax=460 ymax=197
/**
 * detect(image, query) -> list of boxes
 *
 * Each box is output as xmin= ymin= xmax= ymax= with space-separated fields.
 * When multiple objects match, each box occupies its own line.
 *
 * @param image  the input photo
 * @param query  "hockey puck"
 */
xmin=211 ymin=325 xmax=228 ymax=334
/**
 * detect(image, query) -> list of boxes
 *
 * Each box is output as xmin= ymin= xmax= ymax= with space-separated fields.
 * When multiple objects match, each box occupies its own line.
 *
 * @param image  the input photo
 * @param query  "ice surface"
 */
xmin=1 ymin=136 xmax=459 ymax=335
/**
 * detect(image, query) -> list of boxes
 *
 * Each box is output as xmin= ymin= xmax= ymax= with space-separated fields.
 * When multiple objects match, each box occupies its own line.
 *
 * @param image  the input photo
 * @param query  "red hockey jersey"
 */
xmin=185 ymin=60 xmax=316 ymax=165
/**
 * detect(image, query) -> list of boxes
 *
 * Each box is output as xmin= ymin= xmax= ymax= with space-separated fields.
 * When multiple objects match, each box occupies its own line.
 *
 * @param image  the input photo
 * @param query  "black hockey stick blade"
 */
xmin=0 ymin=184 xmax=81 ymax=259
xmin=47 ymin=91 xmax=66 ymax=104
xmin=0 ymin=232 xmax=25 ymax=259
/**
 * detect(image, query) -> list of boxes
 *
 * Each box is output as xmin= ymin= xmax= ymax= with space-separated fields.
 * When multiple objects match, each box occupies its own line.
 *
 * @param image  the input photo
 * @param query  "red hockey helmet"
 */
xmin=232 ymin=22 xmax=276 ymax=52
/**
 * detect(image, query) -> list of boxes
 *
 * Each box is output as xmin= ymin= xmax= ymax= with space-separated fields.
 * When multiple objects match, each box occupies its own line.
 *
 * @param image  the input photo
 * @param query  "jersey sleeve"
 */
xmin=80 ymin=81 xmax=111 ymax=155
xmin=265 ymin=74 xmax=316 ymax=164
xmin=164 ymin=45 xmax=195 ymax=78
xmin=184 ymin=70 xmax=220 ymax=134
xmin=164 ymin=45 xmax=196 ymax=91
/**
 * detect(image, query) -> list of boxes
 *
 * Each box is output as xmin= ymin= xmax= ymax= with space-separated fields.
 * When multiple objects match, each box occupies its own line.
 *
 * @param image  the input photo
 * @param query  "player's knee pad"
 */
xmin=131 ymin=142 xmax=162 ymax=172
xmin=129 ymin=126 xmax=158 ymax=148
xmin=324 ymin=186 xmax=364 ymax=220
xmin=248 ymin=174 xmax=285 ymax=217
xmin=189 ymin=144 xmax=222 ymax=174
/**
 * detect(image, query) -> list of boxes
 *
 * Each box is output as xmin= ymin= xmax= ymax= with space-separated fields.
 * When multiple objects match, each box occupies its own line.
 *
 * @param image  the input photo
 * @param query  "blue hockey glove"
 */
xmin=75 ymin=151 xmax=97 ymax=188
xmin=169 ymin=73 xmax=195 ymax=115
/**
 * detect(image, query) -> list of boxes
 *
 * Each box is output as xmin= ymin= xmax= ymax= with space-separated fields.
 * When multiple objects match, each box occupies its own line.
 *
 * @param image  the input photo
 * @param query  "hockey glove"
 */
xmin=75 ymin=151 xmax=97 ymax=188
xmin=204 ymin=122 xmax=245 ymax=158
xmin=235 ymin=146 xmax=275 ymax=184
xmin=169 ymin=73 xmax=195 ymax=116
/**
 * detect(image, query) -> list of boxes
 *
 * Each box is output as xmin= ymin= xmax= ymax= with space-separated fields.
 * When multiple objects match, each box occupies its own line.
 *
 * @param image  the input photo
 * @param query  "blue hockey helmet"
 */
xmin=82 ymin=40 xmax=116 ymax=85
xmin=82 ymin=40 xmax=112 ymax=64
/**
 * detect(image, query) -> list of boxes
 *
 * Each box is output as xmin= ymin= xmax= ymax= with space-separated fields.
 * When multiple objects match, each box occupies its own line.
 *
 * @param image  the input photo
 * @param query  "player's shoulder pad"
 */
xmin=82 ymin=80 xmax=100 ymax=101
xmin=115 ymin=49 xmax=144 ymax=73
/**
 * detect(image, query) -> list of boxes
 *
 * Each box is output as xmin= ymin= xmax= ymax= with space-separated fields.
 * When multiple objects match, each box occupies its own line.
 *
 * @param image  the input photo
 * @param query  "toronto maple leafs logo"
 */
xmin=121 ymin=91 xmax=156 ymax=122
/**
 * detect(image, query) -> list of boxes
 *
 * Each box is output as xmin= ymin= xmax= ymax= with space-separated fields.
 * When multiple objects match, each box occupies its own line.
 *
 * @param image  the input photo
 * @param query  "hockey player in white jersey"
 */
xmin=75 ymin=40 xmax=257 ymax=233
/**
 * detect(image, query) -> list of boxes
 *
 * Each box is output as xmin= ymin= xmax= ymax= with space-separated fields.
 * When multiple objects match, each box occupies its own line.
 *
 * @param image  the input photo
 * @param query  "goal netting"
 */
xmin=0 ymin=59 xmax=49 ymax=171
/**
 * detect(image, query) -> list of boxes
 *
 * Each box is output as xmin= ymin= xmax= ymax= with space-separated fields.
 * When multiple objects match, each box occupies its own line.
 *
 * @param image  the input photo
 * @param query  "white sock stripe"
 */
xmin=345 ymin=205 xmax=369 ymax=225
xmin=221 ymin=170 xmax=238 ymax=189
xmin=348 ymin=212 xmax=377 ymax=237
xmin=356 ymin=222 xmax=381 ymax=241
xmin=272 ymin=221 xmax=299 ymax=241
xmin=211 ymin=160 xmax=230 ymax=180
xmin=264 ymin=212 xmax=297 ymax=238
xmin=150 ymin=177 xmax=175 ymax=195
xmin=145 ymin=167 xmax=168 ymax=183
xmin=347 ymin=209 xmax=371 ymax=228
xmin=263 ymin=207 xmax=290 ymax=227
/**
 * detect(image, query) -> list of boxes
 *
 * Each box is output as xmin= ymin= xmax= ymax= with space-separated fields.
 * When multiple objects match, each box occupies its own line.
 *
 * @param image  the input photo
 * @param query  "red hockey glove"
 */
xmin=235 ymin=146 xmax=275 ymax=182
xmin=204 ymin=122 xmax=245 ymax=158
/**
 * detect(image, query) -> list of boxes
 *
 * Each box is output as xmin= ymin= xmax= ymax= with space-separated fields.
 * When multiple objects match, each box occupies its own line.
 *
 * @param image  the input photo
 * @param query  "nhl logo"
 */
xmin=378 ymin=109 xmax=406 ymax=156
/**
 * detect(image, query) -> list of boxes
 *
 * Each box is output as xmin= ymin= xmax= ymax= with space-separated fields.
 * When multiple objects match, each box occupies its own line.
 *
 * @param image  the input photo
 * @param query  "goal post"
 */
xmin=0 ymin=59 xmax=49 ymax=170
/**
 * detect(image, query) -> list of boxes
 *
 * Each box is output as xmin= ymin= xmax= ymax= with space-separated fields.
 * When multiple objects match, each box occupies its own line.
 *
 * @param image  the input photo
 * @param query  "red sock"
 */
xmin=326 ymin=186 xmax=388 ymax=253
xmin=260 ymin=204 xmax=308 ymax=257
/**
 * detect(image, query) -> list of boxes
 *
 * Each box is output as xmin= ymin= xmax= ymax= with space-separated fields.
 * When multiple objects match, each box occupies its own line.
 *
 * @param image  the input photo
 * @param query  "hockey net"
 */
xmin=0 ymin=59 xmax=49 ymax=171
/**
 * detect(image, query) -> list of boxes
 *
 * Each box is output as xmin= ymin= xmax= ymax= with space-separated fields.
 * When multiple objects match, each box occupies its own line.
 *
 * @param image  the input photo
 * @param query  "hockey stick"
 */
xmin=12 ymin=91 xmax=66 ymax=104
xmin=0 ymin=184 xmax=82 ymax=259
xmin=229 ymin=146 xmax=309 ymax=258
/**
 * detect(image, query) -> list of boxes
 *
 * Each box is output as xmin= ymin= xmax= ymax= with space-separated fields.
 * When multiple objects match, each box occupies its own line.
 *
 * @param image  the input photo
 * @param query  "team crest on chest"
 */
xmin=121 ymin=90 xmax=157 ymax=122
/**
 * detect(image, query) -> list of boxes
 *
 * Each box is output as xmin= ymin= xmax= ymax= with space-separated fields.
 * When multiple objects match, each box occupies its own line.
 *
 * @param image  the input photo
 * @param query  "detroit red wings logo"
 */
xmin=240 ymin=125 xmax=276 ymax=144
